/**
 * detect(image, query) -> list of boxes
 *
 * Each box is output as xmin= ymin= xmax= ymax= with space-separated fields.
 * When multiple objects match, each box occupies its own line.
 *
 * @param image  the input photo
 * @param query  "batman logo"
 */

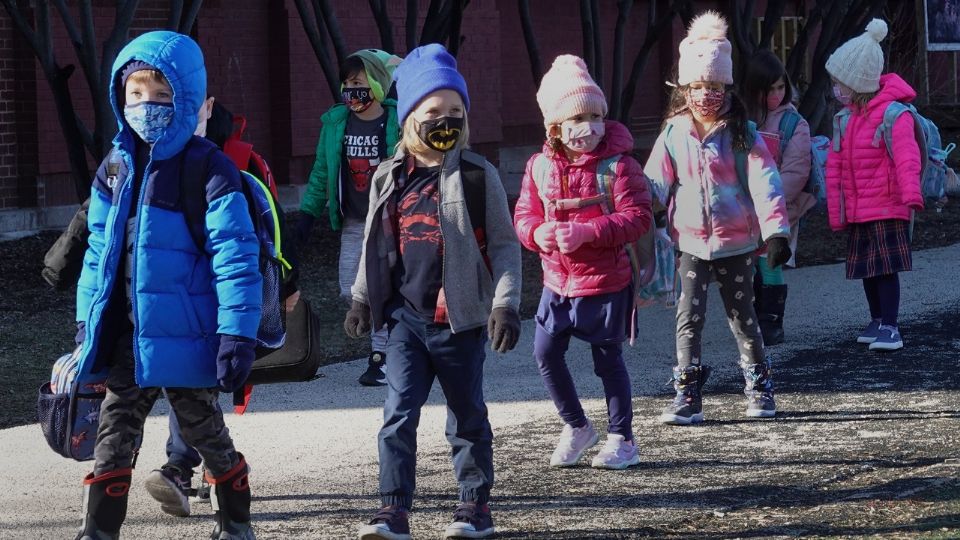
xmin=426 ymin=128 xmax=461 ymax=151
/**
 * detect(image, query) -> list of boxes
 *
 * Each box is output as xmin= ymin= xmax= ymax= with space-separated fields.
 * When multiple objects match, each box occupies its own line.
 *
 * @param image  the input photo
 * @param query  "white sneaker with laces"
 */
xmin=549 ymin=420 xmax=599 ymax=467
xmin=591 ymin=434 xmax=640 ymax=470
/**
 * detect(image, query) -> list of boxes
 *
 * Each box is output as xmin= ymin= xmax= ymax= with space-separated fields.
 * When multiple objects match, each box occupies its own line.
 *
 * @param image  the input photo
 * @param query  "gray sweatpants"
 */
xmin=675 ymin=252 xmax=766 ymax=368
xmin=94 ymin=330 xmax=239 ymax=477
xmin=340 ymin=218 xmax=389 ymax=352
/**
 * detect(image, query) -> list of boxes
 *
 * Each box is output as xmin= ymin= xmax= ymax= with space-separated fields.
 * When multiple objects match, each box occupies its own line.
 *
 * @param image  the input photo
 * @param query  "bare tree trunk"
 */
xmin=405 ymin=0 xmax=418 ymax=51
xmin=292 ymin=0 xmax=341 ymax=101
xmin=757 ymin=0 xmax=786 ymax=50
xmin=320 ymin=0 xmax=348 ymax=63
xmin=368 ymin=0 xmax=395 ymax=53
xmin=609 ymin=0 xmax=633 ymax=120
xmin=579 ymin=0 xmax=595 ymax=77
xmin=179 ymin=0 xmax=204 ymax=33
xmin=619 ymin=0 xmax=689 ymax=124
xmin=728 ymin=0 xmax=758 ymax=57
xmin=590 ymin=0 xmax=603 ymax=88
xmin=446 ymin=0 xmax=464 ymax=57
xmin=518 ymin=0 xmax=543 ymax=85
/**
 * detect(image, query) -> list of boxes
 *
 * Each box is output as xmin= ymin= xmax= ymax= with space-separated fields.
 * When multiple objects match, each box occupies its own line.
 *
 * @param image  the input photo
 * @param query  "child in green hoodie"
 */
xmin=298 ymin=49 xmax=401 ymax=386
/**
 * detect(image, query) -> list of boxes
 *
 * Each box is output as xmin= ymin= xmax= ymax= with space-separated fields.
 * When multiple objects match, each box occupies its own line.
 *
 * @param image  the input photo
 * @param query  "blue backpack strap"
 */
xmin=832 ymin=109 xmax=852 ymax=152
xmin=777 ymin=110 xmax=801 ymax=157
xmin=734 ymin=120 xmax=757 ymax=196
xmin=594 ymin=155 xmax=620 ymax=214
xmin=531 ymin=153 xmax=555 ymax=216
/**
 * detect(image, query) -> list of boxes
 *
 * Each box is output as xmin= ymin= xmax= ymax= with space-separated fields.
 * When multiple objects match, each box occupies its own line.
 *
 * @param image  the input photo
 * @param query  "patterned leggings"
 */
xmin=675 ymin=252 xmax=766 ymax=368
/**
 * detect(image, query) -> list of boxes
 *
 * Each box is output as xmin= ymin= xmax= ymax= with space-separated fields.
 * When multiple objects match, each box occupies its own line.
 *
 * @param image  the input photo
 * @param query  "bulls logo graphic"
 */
xmin=348 ymin=158 xmax=376 ymax=192
xmin=425 ymin=127 xmax=462 ymax=151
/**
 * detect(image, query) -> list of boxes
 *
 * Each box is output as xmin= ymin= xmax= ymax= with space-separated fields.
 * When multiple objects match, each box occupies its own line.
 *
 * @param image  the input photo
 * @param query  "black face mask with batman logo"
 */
xmin=342 ymin=87 xmax=374 ymax=112
xmin=417 ymin=116 xmax=464 ymax=152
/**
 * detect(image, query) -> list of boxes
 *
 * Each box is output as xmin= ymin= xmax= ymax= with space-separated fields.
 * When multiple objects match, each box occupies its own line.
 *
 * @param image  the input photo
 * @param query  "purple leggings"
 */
xmin=533 ymin=287 xmax=633 ymax=441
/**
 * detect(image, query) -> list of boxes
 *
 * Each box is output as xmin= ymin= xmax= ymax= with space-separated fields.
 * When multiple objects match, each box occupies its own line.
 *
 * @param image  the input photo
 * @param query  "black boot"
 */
xmin=756 ymin=284 xmax=787 ymax=346
xmin=741 ymin=357 xmax=776 ymax=418
xmin=75 ymin=469 xmax=132 ymax=540
xmin=658 ymin=365 xmax=712 ymax=425
xmin=206 ymin=454 xmax=255 ymax=540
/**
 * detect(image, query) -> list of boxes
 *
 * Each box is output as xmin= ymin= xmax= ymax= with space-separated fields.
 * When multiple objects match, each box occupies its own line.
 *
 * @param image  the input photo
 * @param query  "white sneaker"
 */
xmin=591 ymin=434 xmax=640 ymax=470
xmin=549 ymin=420 xmax=599 ymax=467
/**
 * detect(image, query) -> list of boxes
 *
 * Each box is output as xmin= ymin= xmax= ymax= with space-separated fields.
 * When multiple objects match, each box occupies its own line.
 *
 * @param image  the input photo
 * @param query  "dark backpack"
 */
xmin=460 ymin=150 xmax=488 ymax=263
xmin=178 ymin=139 xmax=292 ymax=350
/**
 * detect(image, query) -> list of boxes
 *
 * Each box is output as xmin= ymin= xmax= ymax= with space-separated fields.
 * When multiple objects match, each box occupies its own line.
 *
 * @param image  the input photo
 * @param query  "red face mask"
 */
xmin=687 ymin=87 xmax=725 ymax=118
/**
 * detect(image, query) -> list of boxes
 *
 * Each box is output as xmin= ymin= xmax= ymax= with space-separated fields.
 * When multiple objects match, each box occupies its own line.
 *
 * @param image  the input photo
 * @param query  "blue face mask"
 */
xmin=124 ymin=101 xmax=174 ymax=143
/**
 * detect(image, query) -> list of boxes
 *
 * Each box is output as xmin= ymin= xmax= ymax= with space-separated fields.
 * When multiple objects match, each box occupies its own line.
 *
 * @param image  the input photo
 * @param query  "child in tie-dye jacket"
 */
xmin=643 ymin=11 xmax=791 ymax=426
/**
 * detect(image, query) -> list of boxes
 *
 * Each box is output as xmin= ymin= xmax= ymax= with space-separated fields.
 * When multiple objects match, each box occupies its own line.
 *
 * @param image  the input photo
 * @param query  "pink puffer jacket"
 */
xmin=826 ymin=73 xmax=924 ymax=231
xmin=513 ymin=120 xmax=652 ymax=298
xmin=762 ymin=104 xmax=815 ymax=225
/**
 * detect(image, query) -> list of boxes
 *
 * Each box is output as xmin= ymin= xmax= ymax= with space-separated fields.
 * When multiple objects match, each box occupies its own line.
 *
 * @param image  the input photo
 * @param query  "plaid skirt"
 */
xmin=846 ymin=219 xmax=912 ymax=279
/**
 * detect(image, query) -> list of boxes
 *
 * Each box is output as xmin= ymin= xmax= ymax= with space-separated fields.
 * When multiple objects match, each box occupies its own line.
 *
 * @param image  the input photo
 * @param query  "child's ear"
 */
xmin=546 ymin=124 xmax=560 ymax=140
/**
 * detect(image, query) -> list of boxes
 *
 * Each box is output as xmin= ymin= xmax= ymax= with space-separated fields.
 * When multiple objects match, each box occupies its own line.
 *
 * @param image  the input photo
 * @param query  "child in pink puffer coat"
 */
xmin=514 ymin=55 xmax=651 ymax=470
xmin=825 ymin=19 xmax=923 ymax=352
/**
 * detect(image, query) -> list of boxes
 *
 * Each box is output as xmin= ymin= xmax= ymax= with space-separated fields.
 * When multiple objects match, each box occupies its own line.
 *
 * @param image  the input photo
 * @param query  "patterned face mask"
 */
xmin=342 ymin=87 xmax=374 ymax=112
xmin=687 ymin=87 xmax=725 ymax=118
xmin=124 ymin=101 xmax=174 ymax=143
xmin=559 ymin=120 xmax=605 ymax=154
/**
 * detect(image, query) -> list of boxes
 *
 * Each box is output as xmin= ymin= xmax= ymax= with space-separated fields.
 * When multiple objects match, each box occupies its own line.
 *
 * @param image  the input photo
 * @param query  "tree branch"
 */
xmin=167 ymin=0 xmax=184 ymax=30
xmin=590 ymin=0 xmax=602 ymax=88
xmin=758 ymin=0 xmax=785 ymax=50
xmin=420 ymin=0 xmax=444 ymax=44
xmin=620 ymin=0 xmax=682 ymax=123
xmin=728 ymin=0 xmax=758 ymax=57
xmin=320 ymin=0 xmax=348 ymax=63
xmin=446 ymin=0 xmax=464 ymax=56
xmin=1 ymin=0 xmax=46 ymax=65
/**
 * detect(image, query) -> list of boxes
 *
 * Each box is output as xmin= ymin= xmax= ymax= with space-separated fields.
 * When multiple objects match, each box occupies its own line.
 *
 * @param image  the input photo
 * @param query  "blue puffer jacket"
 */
xmin=75 ymin=31 xmax=262 ymax=388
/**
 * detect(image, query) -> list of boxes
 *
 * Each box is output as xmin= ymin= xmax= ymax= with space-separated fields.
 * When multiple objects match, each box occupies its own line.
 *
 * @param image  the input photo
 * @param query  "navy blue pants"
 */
xmin=533 ymin=286 xmax=633 ymax=441
xmin=378 ymin=303 xmax=493 ymax=509
xmin=166 ymin=390 xmax=219 ymax=472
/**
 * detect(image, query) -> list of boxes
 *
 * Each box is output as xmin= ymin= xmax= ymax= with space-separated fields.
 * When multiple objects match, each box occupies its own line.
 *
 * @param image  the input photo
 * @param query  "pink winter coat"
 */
xmin=826 ymin=73 xmax=924 ymax=231
xmin=762 ymin=104 xmax=815 ymax=225
xmin=644 ymin=112 xmax=790 ymax=261
xmin=513 ymin=120 xmax=652 ymax=298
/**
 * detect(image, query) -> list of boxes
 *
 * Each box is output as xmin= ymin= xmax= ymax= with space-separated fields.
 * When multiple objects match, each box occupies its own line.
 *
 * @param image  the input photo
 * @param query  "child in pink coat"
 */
xmin=514 ymin=55 xmax=651 ymax=470
xmin=740 ymin=49 xmax=814 ymax=345
xmin=825 ymin=19 xmax=923 ymax=351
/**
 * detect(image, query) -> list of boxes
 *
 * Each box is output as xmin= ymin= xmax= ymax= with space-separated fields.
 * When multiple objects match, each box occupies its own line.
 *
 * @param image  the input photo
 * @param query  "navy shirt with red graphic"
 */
xmin=393 ymin=165 xmax=445 ymax=322
xmin=340 ymin=111 xmax=387 ymax=220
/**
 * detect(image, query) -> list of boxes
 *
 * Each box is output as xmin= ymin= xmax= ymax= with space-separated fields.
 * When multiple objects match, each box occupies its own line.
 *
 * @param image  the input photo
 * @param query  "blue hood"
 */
xmin=110 ymin=31 xmax=206 ymax=160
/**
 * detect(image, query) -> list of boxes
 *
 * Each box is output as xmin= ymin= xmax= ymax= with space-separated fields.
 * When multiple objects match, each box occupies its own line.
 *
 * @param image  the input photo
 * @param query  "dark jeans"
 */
xmin=378 ymin=303 xmax=493 ymax=509
xmin=533 ymin=287 xmax=633 ymax=441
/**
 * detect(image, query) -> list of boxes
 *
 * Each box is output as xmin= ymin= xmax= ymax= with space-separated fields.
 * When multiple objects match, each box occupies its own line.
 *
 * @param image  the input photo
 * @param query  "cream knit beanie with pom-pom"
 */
xmin=826 ymin=19 xmax=888 ymax=93
xmin=678 ymin=11 xmax=733 ymax=86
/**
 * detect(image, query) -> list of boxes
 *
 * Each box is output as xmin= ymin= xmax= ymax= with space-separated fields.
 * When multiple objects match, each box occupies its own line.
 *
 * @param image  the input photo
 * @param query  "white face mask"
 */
xmin=559 ymin=120 xmax=605 ymax=153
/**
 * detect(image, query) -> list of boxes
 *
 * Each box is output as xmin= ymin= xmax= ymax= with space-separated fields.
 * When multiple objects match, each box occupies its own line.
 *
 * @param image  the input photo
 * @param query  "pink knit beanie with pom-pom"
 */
xmin=536 ymin=55 xmax=607 ymax=127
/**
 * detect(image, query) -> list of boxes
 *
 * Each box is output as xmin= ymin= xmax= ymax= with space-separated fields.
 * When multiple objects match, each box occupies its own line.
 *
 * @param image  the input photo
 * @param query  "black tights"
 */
xmin=862 ymin=273 xmax=900 ymax=327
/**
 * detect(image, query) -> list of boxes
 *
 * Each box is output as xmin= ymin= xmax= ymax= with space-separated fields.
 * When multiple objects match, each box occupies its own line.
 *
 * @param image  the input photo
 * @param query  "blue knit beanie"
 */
xmin=393 ymin=43 xmax=470 ymax=123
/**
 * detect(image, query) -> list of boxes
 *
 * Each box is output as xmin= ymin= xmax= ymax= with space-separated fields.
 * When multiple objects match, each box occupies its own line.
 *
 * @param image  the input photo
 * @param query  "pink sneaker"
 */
xmin=549 ymin=420 xmax=599 ymax=467
xmin=591 ymin=434 xmax=640 ymax=470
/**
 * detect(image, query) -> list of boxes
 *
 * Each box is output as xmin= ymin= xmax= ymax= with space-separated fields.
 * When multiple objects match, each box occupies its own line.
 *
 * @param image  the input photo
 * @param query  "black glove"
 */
xmin=487 ymin=307 xmax=521 ymax=354
xmin=216 ymin=334 xmax=257 ymax=393
xmin=653 ymin=210 xmax=667 ymax=229
xmin=296 ymin=214 xmax=316 ymax=245
xmin=75 ymin=321 xmax=86 ymax=346
xmin=344 ymin=300 xmax=372 ymax=338
xmin=765 ymin=237 xmax=792 ymax=269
